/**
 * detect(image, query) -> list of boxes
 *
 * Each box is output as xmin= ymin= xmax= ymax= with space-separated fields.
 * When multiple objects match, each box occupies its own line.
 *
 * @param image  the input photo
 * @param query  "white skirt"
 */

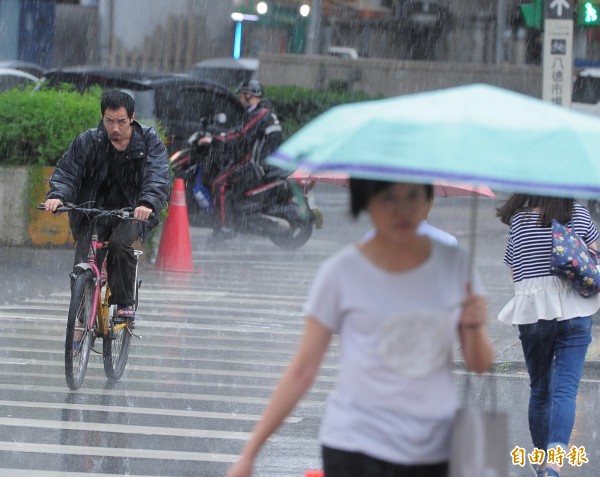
xmin=498 ymin=275 xmax=600 ymax=325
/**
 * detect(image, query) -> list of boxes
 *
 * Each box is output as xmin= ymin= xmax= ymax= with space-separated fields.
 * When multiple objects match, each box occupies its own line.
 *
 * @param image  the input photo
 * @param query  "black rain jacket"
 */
xmin=46 ymin=120 xmax=171 ymax=239
xmin=211 ymin=100 xmax=283 ymax=177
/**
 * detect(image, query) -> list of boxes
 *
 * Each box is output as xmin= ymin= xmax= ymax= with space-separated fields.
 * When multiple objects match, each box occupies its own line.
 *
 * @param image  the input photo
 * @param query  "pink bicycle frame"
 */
xmin=84 ymin=233 xmax=108 ymax=330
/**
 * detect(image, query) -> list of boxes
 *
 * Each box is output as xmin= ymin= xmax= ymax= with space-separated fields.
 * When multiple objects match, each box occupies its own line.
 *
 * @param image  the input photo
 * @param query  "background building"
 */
xmin=0 ymin=0 xmax=599 ymax=100
xmin=1 ymin=0 xmax=588 ymax=71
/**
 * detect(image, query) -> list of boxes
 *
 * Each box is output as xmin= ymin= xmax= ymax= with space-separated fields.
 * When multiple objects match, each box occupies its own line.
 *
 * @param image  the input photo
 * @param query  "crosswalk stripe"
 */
xmin=0 ymin=400 xmax=302 ymax=423
xmin=0 ymin=330 xmax=306 ymax=346
xmin=0 ymin=370 xmax=334 ymax=393
xmin=0 ymin=313 xmax=308 ymax=334
xmin=0 ymin=383 xmax=328 ymax=406
xmin=0 ymin=347 xmax=339 ymax=372
xmin=0 ymin=417 xmax=251 ymax=440
xmin=0 ymin=470 xmax=164 ymax=477
xmin=0 ymin=441 xmax=239 ymax=463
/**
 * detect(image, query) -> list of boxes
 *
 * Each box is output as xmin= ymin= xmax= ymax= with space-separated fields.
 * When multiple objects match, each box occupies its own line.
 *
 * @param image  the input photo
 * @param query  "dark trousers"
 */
xmin=322 ymin=446 xmax=448 ymax=477
xmin=74 ymin=219 xmax=140 ymax=307
xmin=211 ymin=159 xmax=256 ymax=228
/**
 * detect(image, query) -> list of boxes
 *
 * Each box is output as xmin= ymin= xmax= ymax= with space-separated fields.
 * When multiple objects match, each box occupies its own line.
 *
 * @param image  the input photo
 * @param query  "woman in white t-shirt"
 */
xmin=225 ymin=179 xmax=493 ymax=477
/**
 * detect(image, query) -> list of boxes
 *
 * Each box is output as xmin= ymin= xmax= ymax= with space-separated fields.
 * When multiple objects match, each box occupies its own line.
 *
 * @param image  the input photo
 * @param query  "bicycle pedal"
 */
xmin=123 ymin=322 xmax=141 ymax=339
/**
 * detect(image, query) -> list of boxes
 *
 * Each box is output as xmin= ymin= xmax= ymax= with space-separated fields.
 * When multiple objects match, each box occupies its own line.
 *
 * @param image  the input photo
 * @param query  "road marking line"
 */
xmin=0 ymin=400 xmax=302 ymax=423
xmin=0 ymin=370 xmax=334 ymax=394
xmin=0 ymin=358 xmax=34 ymax=365
xmin=0 ymin=470 xmax=166 ymax=477
xmin=0 ymin=383 xmax=328 ymax=406
xmin=0 ymin=345 xmax=341 ymax=370
xmin=0 ymin=417 xmax=251 ymax=440
xmin=0 ymin=353 xmax=340 ymax=377
xmin=0 ymin=314 xmax=306 ymax=335
xmin=0 ymin=441 xmax=238 ymax=463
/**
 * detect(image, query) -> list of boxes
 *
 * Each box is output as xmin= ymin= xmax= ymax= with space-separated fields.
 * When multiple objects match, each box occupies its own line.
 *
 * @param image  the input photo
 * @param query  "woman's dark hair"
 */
xmin=100 ymin=90 xmax=136 ymax=118
xmin=349 ymin=178 xmax=434 ymax=218
xmin=496 ymin=194 xmax=574 ymax=226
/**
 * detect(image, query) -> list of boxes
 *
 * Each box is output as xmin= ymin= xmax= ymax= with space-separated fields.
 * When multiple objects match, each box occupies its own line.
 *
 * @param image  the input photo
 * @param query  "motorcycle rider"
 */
xmin=198 ymin=79 xmax=283 ymax=238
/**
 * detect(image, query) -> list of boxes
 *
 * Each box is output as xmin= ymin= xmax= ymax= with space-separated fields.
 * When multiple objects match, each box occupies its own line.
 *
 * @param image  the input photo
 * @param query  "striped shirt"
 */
xmin=503 ymin=202 xmax=599 ymax=282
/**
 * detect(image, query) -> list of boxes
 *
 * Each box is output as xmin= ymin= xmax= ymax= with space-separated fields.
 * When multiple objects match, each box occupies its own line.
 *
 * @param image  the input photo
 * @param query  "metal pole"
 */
xmin=306 ymin=0 xmax=322 ymax=55
xmin=98 ymin=0 xmax=114 ymax=67
xmin=495 ymin=0 xmax=507 ymax=63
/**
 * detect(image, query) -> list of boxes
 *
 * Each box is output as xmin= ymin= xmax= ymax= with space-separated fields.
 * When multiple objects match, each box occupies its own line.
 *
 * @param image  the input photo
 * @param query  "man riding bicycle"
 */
xmin=44 ymin=90 xmax=171 ymax=323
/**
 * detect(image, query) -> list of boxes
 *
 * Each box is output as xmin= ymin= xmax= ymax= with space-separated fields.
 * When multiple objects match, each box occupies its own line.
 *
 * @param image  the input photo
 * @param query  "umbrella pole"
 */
xmin=468 ymin=192 xmax=480 ymax=284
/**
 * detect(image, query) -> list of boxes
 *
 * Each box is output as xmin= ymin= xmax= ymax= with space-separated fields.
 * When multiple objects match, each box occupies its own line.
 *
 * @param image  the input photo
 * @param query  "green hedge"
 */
xmin=0 ymin=84 xmax=379 ymax=166
xmin=0 ymin=85 xmax=103 ymax=166
xmin=265 ymin=85 xmax=380 ymax=138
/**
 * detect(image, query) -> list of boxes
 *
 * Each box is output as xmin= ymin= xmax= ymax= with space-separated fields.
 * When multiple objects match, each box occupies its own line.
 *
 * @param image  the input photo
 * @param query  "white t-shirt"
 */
xmin=363 ymin=221 xmax=458 ymax=247
xmin=303 ymin=241 xmax=483 ymax=465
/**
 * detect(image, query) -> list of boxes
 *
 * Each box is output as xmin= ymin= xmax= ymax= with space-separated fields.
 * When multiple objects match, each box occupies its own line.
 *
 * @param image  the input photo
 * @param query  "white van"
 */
xmin=327 ymin=46 xmax=359 ymax=60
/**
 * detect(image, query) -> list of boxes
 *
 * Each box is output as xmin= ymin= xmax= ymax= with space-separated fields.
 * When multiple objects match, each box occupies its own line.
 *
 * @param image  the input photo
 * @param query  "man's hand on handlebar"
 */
xmin=134 ymin=205 xmax=153 ymax=221
xmin=45 ymin=198 xmax=64 ymax=212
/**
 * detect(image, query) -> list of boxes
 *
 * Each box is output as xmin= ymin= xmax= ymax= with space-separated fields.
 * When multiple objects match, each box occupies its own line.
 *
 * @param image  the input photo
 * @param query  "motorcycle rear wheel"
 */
xmin=269 ymin=220 xmax=313 ymax=249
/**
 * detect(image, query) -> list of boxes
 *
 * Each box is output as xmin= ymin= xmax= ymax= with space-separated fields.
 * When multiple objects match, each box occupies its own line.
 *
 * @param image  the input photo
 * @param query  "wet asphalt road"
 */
xmin=0 ymin=185 xmax=598 ymax=476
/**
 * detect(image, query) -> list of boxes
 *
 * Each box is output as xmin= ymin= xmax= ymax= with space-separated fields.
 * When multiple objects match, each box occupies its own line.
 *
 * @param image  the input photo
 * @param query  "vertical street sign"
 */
xmin=543 ymin=0 xmax=574 ymax=106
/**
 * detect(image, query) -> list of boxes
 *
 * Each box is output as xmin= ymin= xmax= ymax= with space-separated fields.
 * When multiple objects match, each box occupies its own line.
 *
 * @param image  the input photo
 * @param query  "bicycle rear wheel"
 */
xmin=65 ymin=270 xmax=95 ymax=390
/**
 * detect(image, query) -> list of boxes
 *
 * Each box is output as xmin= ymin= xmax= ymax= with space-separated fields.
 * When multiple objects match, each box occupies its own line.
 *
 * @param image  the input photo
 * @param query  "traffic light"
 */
xmin=520 ymin=0 xmax=544 ymax=30
xmin=578 ymin=0 xmax=600 ymax=26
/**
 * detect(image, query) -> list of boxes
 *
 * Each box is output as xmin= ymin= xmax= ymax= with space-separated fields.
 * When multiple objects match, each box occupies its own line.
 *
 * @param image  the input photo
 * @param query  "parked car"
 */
xmin=0 ymin=60 xmax=45 ymax=78
xmin=327 ymin=46 xmax=360 ymax=59
xmin=571 ymin=67 xmax=600 ymax=116
xmin=37 ymin=65 xmax=245 ymax=152
xmin=187 ymin=57 xmax=258 ymax=89
xmin=0 ymin=67 xmax=39 ymax=92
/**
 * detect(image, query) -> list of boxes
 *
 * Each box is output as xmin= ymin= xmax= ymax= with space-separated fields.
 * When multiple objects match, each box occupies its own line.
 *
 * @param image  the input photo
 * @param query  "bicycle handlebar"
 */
xmin=37 ymin=203 xmax=155 ymax=222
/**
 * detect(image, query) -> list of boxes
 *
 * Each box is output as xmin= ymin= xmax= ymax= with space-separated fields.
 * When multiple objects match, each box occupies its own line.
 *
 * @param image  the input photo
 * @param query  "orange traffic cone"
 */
xmin=305 ymin=471 xmax=324 ymax=477
xmin=155 ymin=178 xmax=194 ymax=272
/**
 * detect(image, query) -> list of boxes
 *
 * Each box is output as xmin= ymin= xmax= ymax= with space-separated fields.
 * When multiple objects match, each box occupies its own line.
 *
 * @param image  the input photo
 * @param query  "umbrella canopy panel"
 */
xmin=271 ymin=84 xmax=600 ymax=199
xmin=289 ymin=170 xmax=495 ymax=198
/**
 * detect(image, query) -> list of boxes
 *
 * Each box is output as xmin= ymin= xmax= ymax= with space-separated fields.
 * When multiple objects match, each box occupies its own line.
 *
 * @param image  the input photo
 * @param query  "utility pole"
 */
xmin=495 ymin=0 xmax=507 ymax=63
xmin=98 ymin=0 xmax=114 ymax=67
xmin=306 ymin=0 xmax=322 ymax=55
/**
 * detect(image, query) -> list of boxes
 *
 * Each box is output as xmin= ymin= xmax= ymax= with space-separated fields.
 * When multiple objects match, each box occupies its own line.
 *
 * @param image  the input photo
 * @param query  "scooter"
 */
xmin=169 ymin=115 xmax=315 ymax=249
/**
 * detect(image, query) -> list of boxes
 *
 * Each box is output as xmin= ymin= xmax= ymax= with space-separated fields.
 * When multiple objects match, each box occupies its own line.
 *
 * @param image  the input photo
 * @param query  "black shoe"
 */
xmin=213 ymin=226 xmax=236 ymax=239
xmin=206 ymin=227 xmax=236 ymax=249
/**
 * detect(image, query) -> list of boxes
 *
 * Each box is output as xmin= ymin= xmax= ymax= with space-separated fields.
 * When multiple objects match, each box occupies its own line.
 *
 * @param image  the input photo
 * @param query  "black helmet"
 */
xmin=236 ymin=79 xmax=263 ymax=97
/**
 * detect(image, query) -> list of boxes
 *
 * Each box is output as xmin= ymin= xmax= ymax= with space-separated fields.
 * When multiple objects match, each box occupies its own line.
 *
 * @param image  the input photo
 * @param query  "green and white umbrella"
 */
xmin=270 ymin=84 xmax=600 ymax=198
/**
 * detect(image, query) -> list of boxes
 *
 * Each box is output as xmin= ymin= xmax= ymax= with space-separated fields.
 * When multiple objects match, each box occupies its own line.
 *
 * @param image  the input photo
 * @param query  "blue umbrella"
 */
xmin=270 ymin=84 xmax=600 ymax=198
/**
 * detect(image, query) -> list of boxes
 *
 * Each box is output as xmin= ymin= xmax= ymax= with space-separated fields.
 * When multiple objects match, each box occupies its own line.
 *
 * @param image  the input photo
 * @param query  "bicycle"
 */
xmin=38 ymin=203 xmax=148 ymax=390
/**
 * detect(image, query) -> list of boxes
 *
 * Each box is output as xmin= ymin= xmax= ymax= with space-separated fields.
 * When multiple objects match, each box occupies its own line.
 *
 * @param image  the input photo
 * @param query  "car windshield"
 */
xmin=124 ymin=89 xmax=156 ymax=125
xmin=572 ymin=76 xmax=600 ymax=104
xmin=155 ymin=86 xmax=241 ymax=129
xmin=0 ymin=75 xmax=35 ymax=92
xmin=189 ymin=67 xmax=253 ymax=89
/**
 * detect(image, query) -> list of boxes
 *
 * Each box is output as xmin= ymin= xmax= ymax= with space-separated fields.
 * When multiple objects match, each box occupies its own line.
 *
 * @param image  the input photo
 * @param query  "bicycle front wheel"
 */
xmin=103 ymin=305 xmax=132 ymax=381
xmin=65 ymin=270 xmax=95 ymax=390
